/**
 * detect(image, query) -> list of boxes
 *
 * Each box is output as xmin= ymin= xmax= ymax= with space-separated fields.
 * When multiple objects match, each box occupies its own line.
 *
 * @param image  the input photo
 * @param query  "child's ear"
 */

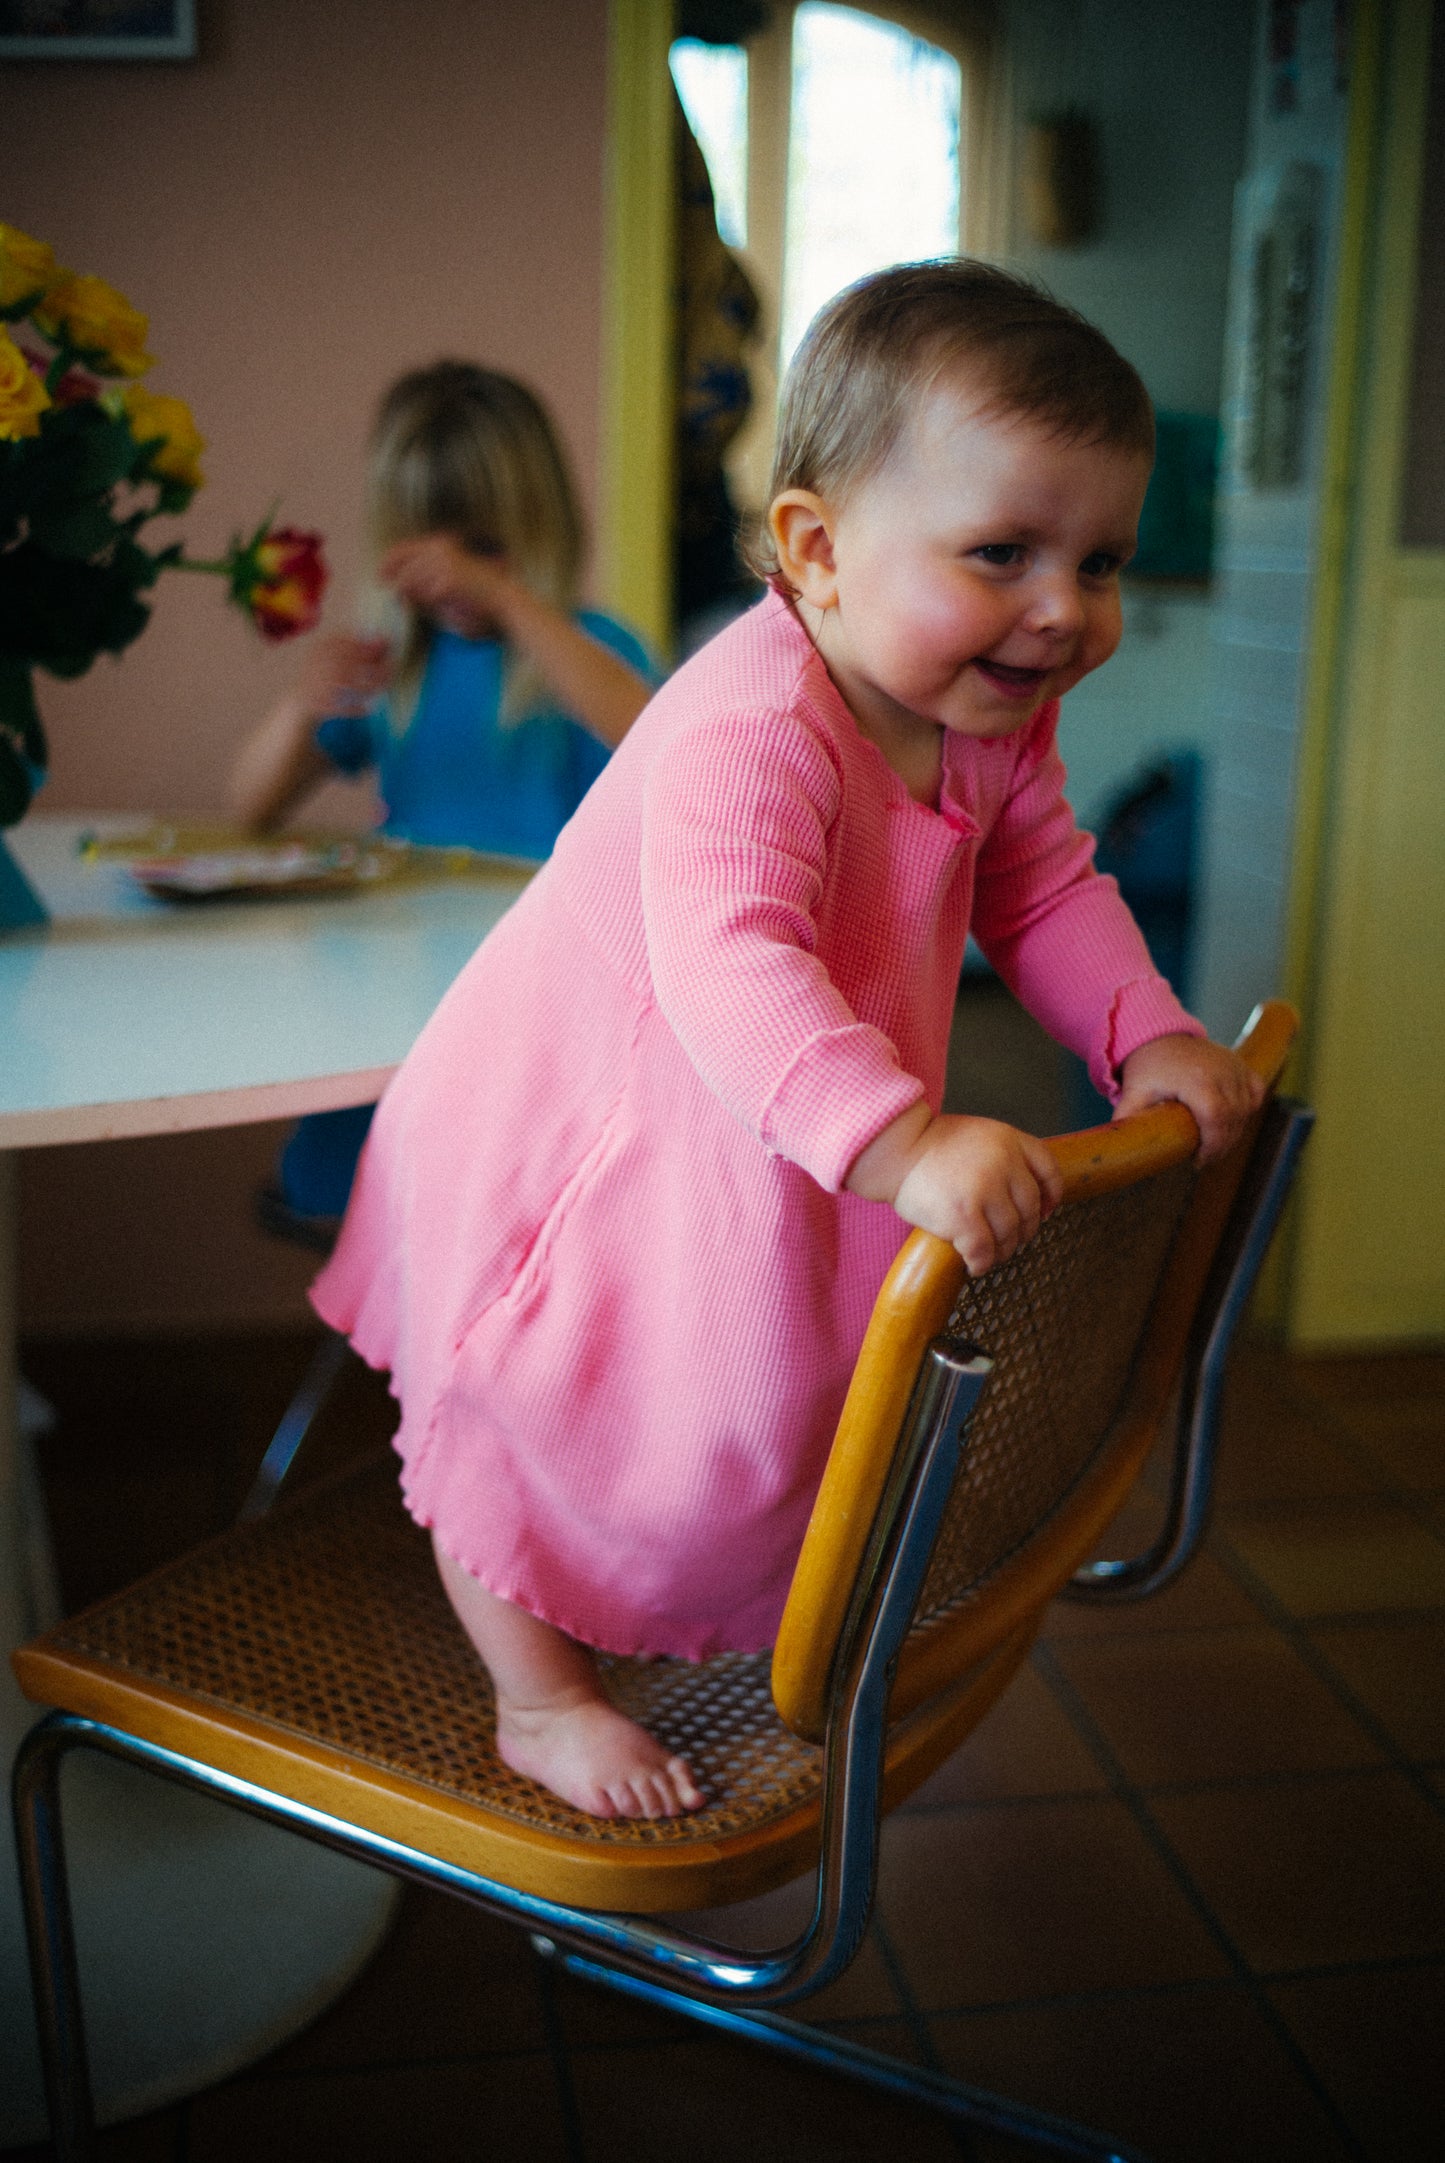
xmin=769 ymin=491 xmax=839 ymax=608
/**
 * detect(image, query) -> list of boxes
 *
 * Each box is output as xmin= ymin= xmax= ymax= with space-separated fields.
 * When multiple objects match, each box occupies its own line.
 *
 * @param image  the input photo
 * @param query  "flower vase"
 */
xmin=0 ymin=660 xmax=48 ymax=930
xmin=0 ymin=829 xmax=47 ymax=932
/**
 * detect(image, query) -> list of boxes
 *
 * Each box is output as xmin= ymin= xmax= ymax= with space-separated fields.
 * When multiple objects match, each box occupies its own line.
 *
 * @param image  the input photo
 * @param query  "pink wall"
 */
xmin=6 ymin=0 xmax=613 ymax=1336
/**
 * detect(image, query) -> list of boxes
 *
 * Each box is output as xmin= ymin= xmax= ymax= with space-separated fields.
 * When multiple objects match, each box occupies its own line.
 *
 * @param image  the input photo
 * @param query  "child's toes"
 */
xmin=633 ymin=1773 xmax=673 ymax=1818
xmin=668 ymin=1757 xmax=706 ymax=1811
xmin=599 ymin=1777 xmax=639 ymax=1817
xmin=638 ymin=1769 xmax=683 ymax=1818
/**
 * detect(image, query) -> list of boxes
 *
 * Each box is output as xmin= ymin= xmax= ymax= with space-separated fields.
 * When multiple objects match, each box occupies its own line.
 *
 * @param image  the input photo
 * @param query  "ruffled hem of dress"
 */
xmin=400 ymin=1460 xmax=780 ymax=1665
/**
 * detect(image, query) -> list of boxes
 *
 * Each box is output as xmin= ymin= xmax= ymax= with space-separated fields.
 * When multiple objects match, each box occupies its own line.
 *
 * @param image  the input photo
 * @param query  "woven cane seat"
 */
xmin=13 ymin=1455 xmax=1022 ymax=1912
xmin=14 ymin=1158 xmax=1211 ymax=1912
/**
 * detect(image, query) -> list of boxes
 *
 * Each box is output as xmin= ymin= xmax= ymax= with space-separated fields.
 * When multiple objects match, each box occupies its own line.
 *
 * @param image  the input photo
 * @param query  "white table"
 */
xmin=1 ymin=814 xmax=533 ymax=2141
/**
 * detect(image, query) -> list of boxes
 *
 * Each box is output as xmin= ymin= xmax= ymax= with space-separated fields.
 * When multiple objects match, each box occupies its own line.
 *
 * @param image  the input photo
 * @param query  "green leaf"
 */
xmin=29 ymin=498 xmax=120 ymax=560
xmin=32 ymin=404 xmax=139 ymax=497
xmin=0 ymin=664 xmax=45 ymax=768
xmin=111 ymin=531 xmax=166 ymax=590
xmin=0 ymin=542 xmax=152 ymax=674
xmin=0 ymin=445 xmax=22 ymax=548
xmin=0 ymin=732 xmax=35 ymax=826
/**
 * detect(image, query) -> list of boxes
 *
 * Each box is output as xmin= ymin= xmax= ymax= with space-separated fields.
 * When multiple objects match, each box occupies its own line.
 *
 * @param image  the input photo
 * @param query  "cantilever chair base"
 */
xmin=12 ymin=1003 xmax=1308 ymax=2163
xmin=14 ymin=1708 xmax=1146 ymax=2163
xmin=543 ymin=1944 xmax=1144 ymax=2161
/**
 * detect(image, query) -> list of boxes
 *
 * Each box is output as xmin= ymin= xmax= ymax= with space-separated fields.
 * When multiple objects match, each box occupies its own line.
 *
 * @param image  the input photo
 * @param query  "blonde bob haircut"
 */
xmin=364 ymin=361 xmax=585 ymax=725
xmin=753 ymin=259 xmax=1155 ymax=589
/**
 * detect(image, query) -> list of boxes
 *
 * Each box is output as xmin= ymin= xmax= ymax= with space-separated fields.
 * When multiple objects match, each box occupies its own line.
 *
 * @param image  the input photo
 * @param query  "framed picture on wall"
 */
xmin=0 ymin=1 xmax=195 ymax=60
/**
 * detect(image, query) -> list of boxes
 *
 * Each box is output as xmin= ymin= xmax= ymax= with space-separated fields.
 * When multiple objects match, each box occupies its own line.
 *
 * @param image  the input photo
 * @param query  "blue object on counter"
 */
xmin=1068 ymin=749 xmax=1203 ymax=1126
xmin=1131 ymin=413 xmax=1219 ymax=583
xmin=0 ymin=834 xmax=48 ymax=932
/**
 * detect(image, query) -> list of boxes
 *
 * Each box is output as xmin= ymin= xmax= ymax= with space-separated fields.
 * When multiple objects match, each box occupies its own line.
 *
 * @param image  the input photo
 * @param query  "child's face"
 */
xmin=781 ymin=379 xmax=1151 ymax=758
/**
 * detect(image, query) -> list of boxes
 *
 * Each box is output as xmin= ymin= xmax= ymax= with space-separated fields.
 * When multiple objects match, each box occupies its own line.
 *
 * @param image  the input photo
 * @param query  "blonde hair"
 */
xmin=752 ymin=260 xmax=1155 ymax=588
xmin=363 ymin=361 xmax=584 ymax=725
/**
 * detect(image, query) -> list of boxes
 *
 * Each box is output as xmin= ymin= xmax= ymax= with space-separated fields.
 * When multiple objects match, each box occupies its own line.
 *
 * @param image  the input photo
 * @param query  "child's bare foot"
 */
xmin=496 ymin=1685 xmax=705 ymax=1819
xmin=432 ymin=1536 xmax=704 ymax=1819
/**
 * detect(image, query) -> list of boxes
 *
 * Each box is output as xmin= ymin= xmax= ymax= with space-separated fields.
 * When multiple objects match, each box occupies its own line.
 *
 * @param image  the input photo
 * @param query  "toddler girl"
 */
xmin=231 ymin=361 xmax=656 ymax=1218
xmin=313 ymin=264 xmax=1263 ymax=1822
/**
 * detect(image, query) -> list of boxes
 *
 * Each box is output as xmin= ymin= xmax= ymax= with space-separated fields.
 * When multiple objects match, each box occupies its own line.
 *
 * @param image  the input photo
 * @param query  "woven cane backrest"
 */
xmin=774 ymin=1002 xmax=1300 ymax=1740
xmin=911 ymin=1160 xmax=1194 ymax=1634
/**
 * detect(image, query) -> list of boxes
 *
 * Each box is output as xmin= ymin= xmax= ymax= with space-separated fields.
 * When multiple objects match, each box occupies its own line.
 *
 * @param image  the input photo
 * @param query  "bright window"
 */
xmin=780 ymin=4 xmax=962 ymax=367
xmin=669 ymin=37 xmax=750 ymax=250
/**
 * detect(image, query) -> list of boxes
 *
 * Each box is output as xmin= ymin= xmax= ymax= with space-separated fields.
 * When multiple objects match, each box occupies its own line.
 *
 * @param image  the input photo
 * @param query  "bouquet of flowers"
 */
xmin=0 ymin=221 xmax=328 ymax=827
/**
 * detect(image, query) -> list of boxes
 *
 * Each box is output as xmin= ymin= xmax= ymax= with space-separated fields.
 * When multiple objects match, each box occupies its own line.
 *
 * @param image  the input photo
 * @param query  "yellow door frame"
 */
xmin=599 ymin=0 xmax=676 ymax=656
xmin=1284 ymin=0 xmax=1445 ymax=1343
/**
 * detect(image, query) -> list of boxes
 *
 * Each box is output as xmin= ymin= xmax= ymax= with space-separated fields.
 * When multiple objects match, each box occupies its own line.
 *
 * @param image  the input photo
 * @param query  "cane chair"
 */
xmin=12 ymin=1001 xmax=1310 ymax=2163
xmin=241 ymin=1186 xmax=350 ymax=1522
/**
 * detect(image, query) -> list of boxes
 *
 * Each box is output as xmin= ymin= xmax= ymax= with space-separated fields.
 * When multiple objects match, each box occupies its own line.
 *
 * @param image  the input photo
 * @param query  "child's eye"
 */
xmin=1081 ymin=551 xmax=1124 ymax=579
xmin=972 ymin=543 xmax=1024 ymax=567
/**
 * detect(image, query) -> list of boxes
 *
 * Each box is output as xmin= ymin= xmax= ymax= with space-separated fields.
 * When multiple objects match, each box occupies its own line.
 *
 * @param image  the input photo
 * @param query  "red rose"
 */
xmin=244 ymin=526 xmax=328 ymax=641
xmin=51 ymin=362 xmax=104 ymax=408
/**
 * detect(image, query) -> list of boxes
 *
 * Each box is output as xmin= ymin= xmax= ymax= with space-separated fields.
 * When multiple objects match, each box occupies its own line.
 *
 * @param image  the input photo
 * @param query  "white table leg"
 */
xmin=1 ymin=1152 xmax=398 ymax=2143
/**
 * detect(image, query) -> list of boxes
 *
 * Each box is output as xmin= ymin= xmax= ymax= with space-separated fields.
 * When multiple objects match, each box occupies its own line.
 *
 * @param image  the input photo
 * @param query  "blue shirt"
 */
xmin=281 ymin=608 xmax=657 ymax=1220
xmin=314 ymin=609 xmax=655 ymax=858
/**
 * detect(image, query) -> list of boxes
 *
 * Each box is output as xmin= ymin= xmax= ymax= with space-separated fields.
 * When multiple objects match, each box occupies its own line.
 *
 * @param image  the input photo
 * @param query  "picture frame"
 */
xmin=0 ymin=1 xmax=195 ymax=61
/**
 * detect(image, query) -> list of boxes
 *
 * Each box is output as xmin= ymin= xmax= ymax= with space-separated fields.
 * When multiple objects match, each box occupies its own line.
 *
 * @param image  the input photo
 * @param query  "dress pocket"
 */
xmin=471 ymin=1097 xmax=629 ymax=1343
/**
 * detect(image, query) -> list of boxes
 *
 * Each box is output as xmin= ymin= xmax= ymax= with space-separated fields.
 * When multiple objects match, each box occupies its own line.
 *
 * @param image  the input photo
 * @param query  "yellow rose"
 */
xmin=0 ymin=222 xmax=60 ymax=313
xmin=121 ymin=386 xmax=206 ymax=491
xmin=34 ymin=271 xmax=152 ymax=378
xmin=0 ymin=326 xmax=50 ymax=441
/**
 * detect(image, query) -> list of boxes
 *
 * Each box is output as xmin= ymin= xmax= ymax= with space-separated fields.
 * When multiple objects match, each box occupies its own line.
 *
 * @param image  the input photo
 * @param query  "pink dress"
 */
xmin=313 ymin=592 xmax=1199 ymax=1659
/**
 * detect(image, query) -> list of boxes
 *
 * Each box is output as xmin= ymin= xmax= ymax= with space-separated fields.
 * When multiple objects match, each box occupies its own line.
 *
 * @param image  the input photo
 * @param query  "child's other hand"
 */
xmin=293 ymin=632 xmax=391 ymax=721
xmin=380 ymin=534 xmax=515 ymax=639
xmin=849 ymin=1106 xmax=1063 ymax=1276
xmin=1114 ymin=1033 xmax=1266 ymax=1164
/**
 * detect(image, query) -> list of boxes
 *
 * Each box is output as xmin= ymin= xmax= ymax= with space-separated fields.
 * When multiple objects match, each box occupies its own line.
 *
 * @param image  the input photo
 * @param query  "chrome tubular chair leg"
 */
xmin=10 ymin=1341 xmax=1146 ymax=2160
xmin=236 ymin=1327 xmax=351 ymax=1523
xmin=12 ymin=1714 xmax=96 ymax=2163
xmin=1067 ymin=1097 xmax=1314 ymax=1604
xmin=7 ymin=1345 xmax=1001 ymax=2147
xmin=539 ymin=1945 xmax=1148 ymax=2163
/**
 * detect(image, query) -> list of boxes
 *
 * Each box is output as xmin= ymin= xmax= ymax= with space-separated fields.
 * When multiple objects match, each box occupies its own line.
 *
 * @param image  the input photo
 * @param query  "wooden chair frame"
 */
xmin=12 ymin=1006 xmax=1310 ymax=2163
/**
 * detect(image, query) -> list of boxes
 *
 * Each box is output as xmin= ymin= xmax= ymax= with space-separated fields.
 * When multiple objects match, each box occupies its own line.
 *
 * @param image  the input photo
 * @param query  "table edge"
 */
xmin=0 ymin=1066 xmax=398 ymax=1150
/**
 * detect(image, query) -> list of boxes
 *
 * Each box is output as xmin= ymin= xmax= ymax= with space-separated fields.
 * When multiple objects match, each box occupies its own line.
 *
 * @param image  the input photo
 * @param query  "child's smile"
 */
xmin=775 ymin=381 xmax=1152 ymax=801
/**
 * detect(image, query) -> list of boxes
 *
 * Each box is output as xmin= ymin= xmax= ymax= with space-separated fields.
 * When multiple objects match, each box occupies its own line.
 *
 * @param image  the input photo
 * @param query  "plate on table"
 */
xmin=126 ymin=839 xmax=399 ymax=901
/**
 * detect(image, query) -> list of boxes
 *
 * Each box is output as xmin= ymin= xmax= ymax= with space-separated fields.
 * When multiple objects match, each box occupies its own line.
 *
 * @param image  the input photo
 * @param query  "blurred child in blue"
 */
xmin=231 ymin=361 xmax=658 ymax=1220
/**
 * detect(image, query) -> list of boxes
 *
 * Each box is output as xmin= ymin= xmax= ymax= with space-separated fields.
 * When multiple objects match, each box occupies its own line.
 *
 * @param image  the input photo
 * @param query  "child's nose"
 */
xmin=1022 ymin=573 xmax=1086 ymax=640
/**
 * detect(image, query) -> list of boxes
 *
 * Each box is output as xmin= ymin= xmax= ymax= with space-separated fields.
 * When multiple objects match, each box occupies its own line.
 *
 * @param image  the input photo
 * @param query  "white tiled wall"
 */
xmin=1056 ymin=584 xmax=1215 ymax=836
xmin=998 ymin=0 xmax=1255 ymax=888
xmin=1191 ymin=0 xmax=1351 ymax=1039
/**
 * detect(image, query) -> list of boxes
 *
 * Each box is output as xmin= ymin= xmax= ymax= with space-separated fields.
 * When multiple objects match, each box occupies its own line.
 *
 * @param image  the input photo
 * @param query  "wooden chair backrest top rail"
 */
xmin=772 ymin=1000 xmax=1299 ymax=1743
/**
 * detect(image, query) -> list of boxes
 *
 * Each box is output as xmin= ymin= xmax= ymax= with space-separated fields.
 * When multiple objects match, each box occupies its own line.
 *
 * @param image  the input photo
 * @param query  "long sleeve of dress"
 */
xmin=970 ymin=709 xmax=1204 ymax=1099
xmin=641 ymin=706 xmax=927 ymax=1192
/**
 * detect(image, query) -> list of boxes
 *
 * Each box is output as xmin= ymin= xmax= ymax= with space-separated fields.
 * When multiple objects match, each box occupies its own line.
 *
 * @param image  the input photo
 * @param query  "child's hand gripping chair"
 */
xmin=11 ymin=1002 xmax=1310 ymax=2163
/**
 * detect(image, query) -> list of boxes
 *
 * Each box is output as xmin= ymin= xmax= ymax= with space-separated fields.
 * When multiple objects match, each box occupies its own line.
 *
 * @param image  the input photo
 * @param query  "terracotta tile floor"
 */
xmin=7 ymin=1320 xmax=1442 ymax=2163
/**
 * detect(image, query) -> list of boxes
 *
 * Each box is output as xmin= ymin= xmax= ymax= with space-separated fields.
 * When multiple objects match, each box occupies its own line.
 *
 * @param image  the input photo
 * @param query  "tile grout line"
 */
xmin=860 ymin=1948 xmax=1445 ymax=2027
xmin=901 ymin=1758 xmax=1444 ymax=1813
xmin=1205 ymin=1526 xmax=1445 ymax=1825
xmin=1031 ymin=1636 xmax=1370 ymax=2162
xmin=861 ymin=1916 xmax=985 ymax=2161
xmin=1264 ymin=1371 xmax=1445 ymax=1538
